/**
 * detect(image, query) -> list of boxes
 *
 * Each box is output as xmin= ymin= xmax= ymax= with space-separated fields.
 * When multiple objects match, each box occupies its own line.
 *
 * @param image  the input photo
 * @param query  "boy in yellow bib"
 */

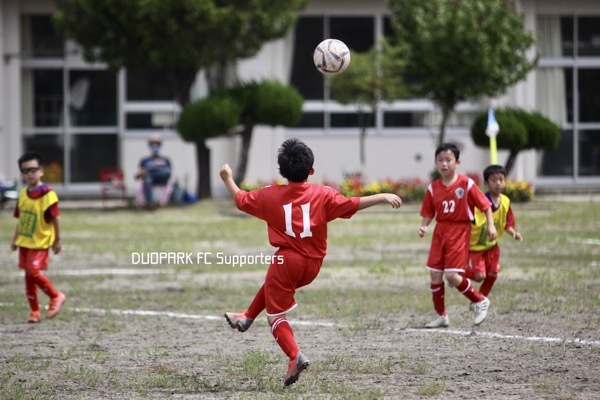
xmin=468 ymin=165 xmax=523 ymax=299
xmin=10 ymin=152 xmax=66 ymax=323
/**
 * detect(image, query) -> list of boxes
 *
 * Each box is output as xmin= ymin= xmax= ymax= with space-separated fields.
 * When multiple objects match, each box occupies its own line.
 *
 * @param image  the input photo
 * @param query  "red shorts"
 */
xmin=426 ymin=222 xmax=470 ymax=273
xmin=468 ymin=245 xmax=500 ymax=276
xmin=19 ymin=247 xmax=49 ymax=271
xmin=264 ymin=249 xmax=323 ymax=317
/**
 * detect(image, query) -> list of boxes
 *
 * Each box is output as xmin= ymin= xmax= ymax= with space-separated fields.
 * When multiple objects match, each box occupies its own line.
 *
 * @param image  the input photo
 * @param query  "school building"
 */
xmin=0 ymin=0 xmax=598 ymax=199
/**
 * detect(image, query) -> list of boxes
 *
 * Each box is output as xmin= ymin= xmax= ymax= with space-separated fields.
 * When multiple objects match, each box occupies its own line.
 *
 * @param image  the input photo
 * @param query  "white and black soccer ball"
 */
xmin=313 ymin=39 xmax=351 ymax=76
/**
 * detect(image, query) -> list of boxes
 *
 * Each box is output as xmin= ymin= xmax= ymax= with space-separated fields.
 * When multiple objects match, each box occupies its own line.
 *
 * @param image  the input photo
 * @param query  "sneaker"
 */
xmin=27 ymin=310 xmax=41 ymax=323
xmin=425 ymin=314 xmax=449 ymax=328
xmin=284 ymin=352 xmax=309 ymax=387
xmin=46 ymin=292 xmax=66 ymax=319
xmin=473 ymin=296 xmax=490 ymax=325
xmin=224 ymin=311 xmax=254 ymax=332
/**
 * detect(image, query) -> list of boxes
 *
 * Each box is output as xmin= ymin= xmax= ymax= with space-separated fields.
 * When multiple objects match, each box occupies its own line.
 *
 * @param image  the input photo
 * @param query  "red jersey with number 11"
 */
xmin=235 ymin=182 xmax=360 ymax=259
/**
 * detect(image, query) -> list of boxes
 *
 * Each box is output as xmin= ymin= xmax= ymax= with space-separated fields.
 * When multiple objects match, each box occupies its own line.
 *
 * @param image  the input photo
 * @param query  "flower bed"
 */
xmin=241 ymin=175 xmax=534 ymax=203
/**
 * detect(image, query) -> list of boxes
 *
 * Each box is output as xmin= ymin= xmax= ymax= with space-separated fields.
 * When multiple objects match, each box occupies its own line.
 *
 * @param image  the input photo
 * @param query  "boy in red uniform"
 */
xmin=418 ymin=143 xmax=496 ymax=328
xmin=467 ymin=165 xmax=523 ymax=298
xmin=220 ymin=138 xmax=402 ymax=386
xmin=10 ymin=152 xmax=66 ymax=323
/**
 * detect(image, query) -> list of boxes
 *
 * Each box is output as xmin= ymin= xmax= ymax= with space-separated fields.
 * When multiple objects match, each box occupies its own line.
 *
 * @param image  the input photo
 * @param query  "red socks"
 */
xmin=479 ymin=273 xmax=497 ymax=297
xmin=430 ymin=283 xmax=446 ymax=316
xmin=25 ymin=274 xmax=39 ymax=312
xmin=271 ymin=317 xmax=298 ymax=360
xmin=25 ymin=270 xmax=59 ymax=311
xmin=456 ymin=277 xmax=484 ymax=303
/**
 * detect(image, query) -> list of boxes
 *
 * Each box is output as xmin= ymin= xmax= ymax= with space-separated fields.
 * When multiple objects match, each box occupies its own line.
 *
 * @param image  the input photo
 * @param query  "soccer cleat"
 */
xmin=284 ymin=352 xmax=309 ymax=387
xmin=46 ymin=292 xmax=66 ymax=319
xmin=27 ymin=310 xmax=41 ymax=323
xmin=425 ymin=314 xmax=449 ymax=328
xmin=224 ymin=311 xmax=254 ymax=332
xmin=473 ymin=296 xmax=490 ymax=325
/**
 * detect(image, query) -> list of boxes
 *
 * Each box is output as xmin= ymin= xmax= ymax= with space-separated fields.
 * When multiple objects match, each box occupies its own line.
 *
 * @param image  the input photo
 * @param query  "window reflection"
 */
xmin=579 ymin=130 xmax=600 ymax=176
xmin=22 ymin=70 xmax=64 ymax=128
xmin=21 ymin=15 xmax=64 ymax=58
xmin=127 ymin=68 xmax=176 ymax=101
xmin=578 ymin=69 xmax=600 ymax=123
xmin=578 ymin=17 xmax=600 ymax=57
xmin=538 ymin=130 xmax=573 ymax=177
xmin=69 ymin=70 xmax=118 ymax=126
xmin=70 ymin=134 xmax=118 ymax=183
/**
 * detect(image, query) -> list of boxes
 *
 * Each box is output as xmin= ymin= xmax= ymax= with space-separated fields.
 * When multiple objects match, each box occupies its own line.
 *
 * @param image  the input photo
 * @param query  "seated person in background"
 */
xmin=135 ymin=134 xmax=171 ymax=206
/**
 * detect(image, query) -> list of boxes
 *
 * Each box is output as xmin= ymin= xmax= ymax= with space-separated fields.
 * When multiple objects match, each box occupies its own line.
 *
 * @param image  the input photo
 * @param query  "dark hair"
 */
xmin=435 ymin=143 xmax=460 ymax=160
xmin=18 ymin=151 xmax=43 ymax=168
xmin=483 ymin=164 xmax=506 ymax=182
xmin=277 ymin=138 xmax=314 ymax=182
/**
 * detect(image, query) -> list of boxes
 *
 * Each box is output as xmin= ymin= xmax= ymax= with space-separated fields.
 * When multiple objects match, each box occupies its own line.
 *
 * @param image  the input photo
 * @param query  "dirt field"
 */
xmin=1 ymin=199 xmax=599 ymax=399
xmin=2 ymin=266 xmax=599 ymax=400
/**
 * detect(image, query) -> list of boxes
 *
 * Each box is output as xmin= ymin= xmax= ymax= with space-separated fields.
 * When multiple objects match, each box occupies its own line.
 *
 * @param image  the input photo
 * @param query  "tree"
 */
xmin=328 ymin=41 xmax=408 ymax=169
xmin=471 ymin=108 xmax=560 ymax=175
xmin=387 ymin=0 xmax=538 ymax=146
xmin=227 ymin=80 xmax=303 ymax=185
xmin=177 ymin=97 xmax=242 ymax=197
xmin=53 ymin=0 xmax=308 ymax=198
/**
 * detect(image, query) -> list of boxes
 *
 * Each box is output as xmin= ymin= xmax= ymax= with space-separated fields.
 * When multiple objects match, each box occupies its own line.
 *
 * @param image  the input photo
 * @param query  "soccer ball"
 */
xmin=313 ymin=39 xmax=351 ymax=76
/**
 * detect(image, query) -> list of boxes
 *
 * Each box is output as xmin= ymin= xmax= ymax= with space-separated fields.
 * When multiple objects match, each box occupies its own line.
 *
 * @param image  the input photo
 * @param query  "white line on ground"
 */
xmin=72 ymin=307 xmax=337 ymax=327
xmin=404 ymin=328 xmax=600 ymax=347
xmin=57 ymin=269 xmax=170 ymax=276
xmin=9 ymin=269 xmax=170 ymax=277
xmin=1 ymin=302 xmax=596 ymax=347
xmin=567 ymin=238 xmax=600 ymax=246
xmin=71 ymin=306 xmax=597 ymax=347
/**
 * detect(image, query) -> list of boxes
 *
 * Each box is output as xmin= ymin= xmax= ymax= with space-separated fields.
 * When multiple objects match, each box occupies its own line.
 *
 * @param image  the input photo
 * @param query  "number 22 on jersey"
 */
xmin=442 ymin=200 xmax=455 ymax=213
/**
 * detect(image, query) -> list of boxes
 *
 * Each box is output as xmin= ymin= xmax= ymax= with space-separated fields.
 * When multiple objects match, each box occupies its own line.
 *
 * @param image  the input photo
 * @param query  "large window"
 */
xmin=536 ymin=15 xmax=600 ymax=180
xmin=21 ymin=15 xmax=119 ymax=185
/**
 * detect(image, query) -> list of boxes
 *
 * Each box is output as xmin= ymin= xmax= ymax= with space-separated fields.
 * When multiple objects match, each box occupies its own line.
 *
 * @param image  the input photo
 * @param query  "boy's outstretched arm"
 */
xmin=358 ymin=193 xmax=402 ymax=210
xmin=220 ymin=164 xmax=240 ymax=198
xmin=505 ymin=227 xmax=523 ymax=241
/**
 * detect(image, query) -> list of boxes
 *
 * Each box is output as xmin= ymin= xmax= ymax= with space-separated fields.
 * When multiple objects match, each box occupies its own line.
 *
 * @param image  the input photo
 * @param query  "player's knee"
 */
xmin=444 ymin=272 xmax=462 ymax=287
xmin=474 ymin=272 xmax=486 ymax=282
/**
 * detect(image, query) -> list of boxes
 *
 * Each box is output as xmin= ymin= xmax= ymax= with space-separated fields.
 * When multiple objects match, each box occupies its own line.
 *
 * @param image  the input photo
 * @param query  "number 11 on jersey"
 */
xmin=283 ymin=202 xmax=313 ymax=238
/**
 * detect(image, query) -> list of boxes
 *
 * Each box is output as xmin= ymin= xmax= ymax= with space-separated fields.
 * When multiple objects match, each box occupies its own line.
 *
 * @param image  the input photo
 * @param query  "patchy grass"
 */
xmin=0 ymin=197 xmax=599 ymax=399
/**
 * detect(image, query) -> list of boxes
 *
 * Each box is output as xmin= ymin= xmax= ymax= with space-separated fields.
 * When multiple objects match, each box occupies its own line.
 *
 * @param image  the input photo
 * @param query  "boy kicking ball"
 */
xmin=220 ymin=138 xmax=402 ymax=386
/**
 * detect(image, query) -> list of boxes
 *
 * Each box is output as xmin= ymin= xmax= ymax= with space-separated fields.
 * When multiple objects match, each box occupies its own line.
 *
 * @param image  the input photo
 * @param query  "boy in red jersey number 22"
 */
xmin=220 ymin=138 xmax=402 ymax=386
xmin=10 ymin=152 xmax=66 ymax=323
xmin=419 ymin=144 xmax=496 ymax=328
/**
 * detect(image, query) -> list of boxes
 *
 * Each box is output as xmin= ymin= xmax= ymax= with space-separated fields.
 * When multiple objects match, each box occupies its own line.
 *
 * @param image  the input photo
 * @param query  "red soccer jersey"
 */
xmin=420 ymin=175 xmax=491 ymax=223
xmin=235 ymin=182 xmax=360 ymax=259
